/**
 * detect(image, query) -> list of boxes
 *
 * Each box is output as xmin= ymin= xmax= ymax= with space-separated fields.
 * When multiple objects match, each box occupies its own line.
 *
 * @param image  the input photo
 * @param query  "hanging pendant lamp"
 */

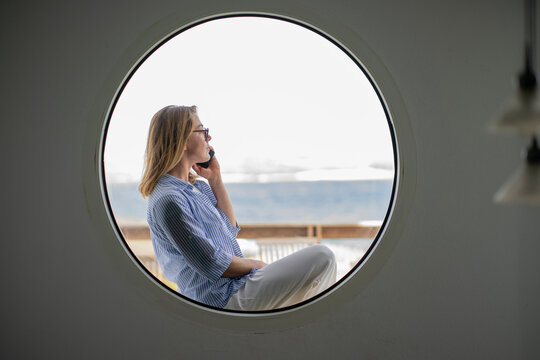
xmin=490 ymin=0 xmax=540 ymax=135
xmin=495 ymin=136 xmax=540 ymax=204
xmin=492 ymin=0 xmax=540 ymax=205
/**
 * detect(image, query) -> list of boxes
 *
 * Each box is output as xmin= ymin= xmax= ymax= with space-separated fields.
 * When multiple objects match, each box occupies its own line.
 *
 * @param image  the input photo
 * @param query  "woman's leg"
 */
xmin=224 ymin=244 xmax=337 ymax=311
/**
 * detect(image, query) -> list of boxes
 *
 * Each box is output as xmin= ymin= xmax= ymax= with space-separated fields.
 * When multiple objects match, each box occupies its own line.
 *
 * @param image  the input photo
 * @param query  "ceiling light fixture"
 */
xmin=491 ymin=0 xmax=540 ymax=135
xmin=494 ymin=136 xmax=540 ymax=204
xmin=492 ymin=0 xmax=540 ymax=205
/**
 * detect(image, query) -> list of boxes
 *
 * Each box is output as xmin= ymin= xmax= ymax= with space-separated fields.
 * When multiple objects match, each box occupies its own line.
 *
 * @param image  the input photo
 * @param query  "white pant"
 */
xmin=224 ymin=244 xmax=337 ymax=311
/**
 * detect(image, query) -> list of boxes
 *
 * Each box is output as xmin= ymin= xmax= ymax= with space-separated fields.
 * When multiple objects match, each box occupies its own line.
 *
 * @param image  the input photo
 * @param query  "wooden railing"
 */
xmin=119 ymin=223 xmax=382 ymax=242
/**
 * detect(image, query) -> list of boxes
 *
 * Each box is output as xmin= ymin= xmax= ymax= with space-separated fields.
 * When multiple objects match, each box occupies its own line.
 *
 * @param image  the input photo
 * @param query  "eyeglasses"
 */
xmin=193 ymin=128 xmax=210 ymax=141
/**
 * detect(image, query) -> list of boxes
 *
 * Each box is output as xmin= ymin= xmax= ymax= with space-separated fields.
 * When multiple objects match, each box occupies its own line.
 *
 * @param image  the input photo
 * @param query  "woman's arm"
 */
xmin=192 ymin=151 xmax=236 ymax=225
xmin=159 ymin=195 xmax=233 ymax=282
xmin=222 ymin=256 xmax=267 ymax=278
xmin=208 ymin=175 xmax=236 ymax=226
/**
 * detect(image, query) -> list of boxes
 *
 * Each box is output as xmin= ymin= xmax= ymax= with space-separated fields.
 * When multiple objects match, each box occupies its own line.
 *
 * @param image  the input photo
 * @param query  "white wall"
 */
xmin=2 ymin=0 xmax=540 ymax=358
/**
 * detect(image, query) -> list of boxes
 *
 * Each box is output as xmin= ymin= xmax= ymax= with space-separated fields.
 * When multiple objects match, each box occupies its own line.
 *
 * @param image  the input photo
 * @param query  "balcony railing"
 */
xmin=120 ymin=223 xmax=381 ymax=242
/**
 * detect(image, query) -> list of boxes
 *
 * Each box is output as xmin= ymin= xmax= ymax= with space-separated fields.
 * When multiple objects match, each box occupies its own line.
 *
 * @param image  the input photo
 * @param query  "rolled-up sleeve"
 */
xmin=156 ymin=195 xmax=232 ymax=282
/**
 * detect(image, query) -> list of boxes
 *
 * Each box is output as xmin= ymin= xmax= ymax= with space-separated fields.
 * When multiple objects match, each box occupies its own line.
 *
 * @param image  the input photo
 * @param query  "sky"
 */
xmin=104 ymin=16 xmax=395 ymax=184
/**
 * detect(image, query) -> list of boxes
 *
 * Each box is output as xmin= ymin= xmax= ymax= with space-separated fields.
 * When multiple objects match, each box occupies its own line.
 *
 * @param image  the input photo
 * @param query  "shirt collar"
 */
xmin=160 ymin=173 xmax=194 ymax=190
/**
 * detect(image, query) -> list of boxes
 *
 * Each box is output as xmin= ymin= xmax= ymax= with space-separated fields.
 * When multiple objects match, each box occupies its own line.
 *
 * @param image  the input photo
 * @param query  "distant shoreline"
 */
xmin=106 ymin=177 xmax=394 ymax=186
xmin=107 ymin=179 xmax=394 ymax=225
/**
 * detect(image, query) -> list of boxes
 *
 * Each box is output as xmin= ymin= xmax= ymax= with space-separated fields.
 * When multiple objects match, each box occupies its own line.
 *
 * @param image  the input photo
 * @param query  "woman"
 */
xmin=139 ymin=105 xmax=336 ymax=310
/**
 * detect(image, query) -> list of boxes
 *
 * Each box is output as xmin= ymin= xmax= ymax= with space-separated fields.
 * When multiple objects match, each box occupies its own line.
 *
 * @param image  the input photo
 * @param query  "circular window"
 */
xmin=102 ymin=15 xmax=397 ymax=313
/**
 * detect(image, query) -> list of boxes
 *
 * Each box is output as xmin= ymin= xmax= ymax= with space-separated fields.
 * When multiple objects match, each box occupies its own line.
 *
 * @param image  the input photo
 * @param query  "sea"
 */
xmin=106 ymin=179 xmax=394 ymax=278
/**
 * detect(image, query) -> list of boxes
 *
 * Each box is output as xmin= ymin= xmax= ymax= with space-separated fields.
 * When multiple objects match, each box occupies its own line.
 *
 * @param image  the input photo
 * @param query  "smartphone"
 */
xmin=197 ymin=149 xmax=215 ymax=168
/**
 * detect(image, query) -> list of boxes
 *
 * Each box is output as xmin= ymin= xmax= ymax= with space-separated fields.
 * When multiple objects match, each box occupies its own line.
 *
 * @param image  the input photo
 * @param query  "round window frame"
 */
xmin=84 ymin=9 xmax=416 ymax=329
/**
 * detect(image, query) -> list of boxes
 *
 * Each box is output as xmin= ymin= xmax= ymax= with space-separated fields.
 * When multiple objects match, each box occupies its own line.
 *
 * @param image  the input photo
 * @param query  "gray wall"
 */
xmin=2 ymin=0 xmax=540 ymax=359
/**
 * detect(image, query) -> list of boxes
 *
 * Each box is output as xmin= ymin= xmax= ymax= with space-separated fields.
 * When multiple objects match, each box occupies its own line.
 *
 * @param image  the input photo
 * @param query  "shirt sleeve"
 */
xmin=195 ymin=180 xmax=240 ymax=237
xmin=155 ymin=194 xmax=232 ymax=282
xmin=215 ymin=207 xmax=241 ymax=237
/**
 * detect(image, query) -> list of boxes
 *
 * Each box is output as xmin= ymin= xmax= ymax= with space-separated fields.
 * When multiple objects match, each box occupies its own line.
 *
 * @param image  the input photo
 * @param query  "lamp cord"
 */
xmin=521 ymin=0 xmax=537 ymax=90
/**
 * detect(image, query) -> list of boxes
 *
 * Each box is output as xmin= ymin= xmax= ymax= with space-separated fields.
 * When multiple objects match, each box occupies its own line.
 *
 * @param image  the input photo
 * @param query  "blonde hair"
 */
xmin=139 ymin=105 xmax=198 ymax=197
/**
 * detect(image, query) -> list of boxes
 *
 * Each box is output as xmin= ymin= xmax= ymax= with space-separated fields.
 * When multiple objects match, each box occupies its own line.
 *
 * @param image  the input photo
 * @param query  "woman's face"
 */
xmin=185 ymin=116 xmax=211 ymax=163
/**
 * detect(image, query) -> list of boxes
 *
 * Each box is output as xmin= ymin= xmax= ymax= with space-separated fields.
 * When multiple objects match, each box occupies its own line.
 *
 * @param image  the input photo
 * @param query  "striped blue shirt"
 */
xmin=147 ymin=174 xmax=253 ymax=308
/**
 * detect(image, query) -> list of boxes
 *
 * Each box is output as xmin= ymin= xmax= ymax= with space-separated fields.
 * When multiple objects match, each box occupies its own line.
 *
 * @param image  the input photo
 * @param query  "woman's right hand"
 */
xmin=192 ymin=146 xmax=221 ymax=182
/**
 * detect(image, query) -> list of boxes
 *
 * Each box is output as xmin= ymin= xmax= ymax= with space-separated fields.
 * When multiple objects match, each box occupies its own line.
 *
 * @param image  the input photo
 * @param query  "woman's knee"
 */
xmin=307 ymin=244 xmax=336 ymax=269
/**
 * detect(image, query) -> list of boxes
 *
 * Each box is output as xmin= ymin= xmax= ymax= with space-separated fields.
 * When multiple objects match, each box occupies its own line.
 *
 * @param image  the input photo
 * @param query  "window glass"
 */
xmin=103 ymin=16 xmax=396 ymax=311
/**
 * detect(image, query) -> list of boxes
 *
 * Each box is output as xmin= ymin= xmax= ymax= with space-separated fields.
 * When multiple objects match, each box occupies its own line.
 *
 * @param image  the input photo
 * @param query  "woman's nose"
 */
xmin=206 ymin=134 xmax=212 ymax=142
